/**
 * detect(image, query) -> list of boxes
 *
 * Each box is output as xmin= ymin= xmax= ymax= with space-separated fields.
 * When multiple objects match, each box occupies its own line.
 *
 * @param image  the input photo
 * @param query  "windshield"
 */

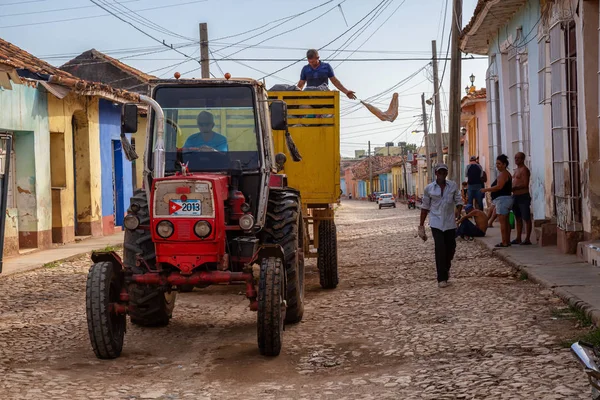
xmin=153 ymin=85 xmax=260 ymax=172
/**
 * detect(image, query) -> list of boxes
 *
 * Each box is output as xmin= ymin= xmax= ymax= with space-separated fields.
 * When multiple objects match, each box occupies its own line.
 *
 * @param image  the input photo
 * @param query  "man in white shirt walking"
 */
xmin=418 ymin=164 xmax=464 ymax=288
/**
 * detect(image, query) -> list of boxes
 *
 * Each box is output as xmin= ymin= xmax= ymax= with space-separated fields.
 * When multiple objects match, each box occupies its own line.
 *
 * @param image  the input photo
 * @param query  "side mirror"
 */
xmin=269 ymin=100 xmax=288 ymax=131
xmin=121 ymin=104 xmax=138 ymax=133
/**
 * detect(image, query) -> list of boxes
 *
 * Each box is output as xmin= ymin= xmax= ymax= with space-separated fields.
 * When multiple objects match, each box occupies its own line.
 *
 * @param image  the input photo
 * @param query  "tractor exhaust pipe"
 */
xmin=139 ymin=95 xmax=166 ymax=179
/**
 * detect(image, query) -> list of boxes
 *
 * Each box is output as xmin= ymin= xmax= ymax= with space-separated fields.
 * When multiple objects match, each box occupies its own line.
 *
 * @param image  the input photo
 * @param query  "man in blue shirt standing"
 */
xmin=183 ymin=111 xmax=228 ymax=152
xmin=297 ymin=49 xmax=356 ymax=99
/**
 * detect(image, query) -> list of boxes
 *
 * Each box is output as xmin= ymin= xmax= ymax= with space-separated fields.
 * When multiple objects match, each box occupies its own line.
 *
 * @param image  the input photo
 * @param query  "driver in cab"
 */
xmin=183 ymin=111 xmax=228 ymax=152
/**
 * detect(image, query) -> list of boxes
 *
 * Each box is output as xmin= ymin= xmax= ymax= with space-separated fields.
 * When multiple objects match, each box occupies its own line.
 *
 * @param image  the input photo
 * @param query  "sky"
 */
xmin=0 ymin=0 xmax=487 ymax=157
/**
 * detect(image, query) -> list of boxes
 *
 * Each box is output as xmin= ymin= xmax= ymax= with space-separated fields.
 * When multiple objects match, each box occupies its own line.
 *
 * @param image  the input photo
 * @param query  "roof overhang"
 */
xmin=460 ymin=0 xmax=527 ymax=55
xmin=0 ymin=63 xmax=22 ymax=90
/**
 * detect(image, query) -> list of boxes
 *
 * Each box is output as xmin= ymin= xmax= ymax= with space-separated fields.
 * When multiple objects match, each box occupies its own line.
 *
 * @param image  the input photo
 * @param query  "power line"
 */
xmin=328 ymin=0 xmax=394 ymax=60
xmin=1 ymin=0 xmax=206 ymax=29
xmin=214 ymin=0 xmax=345 ymax=65
xmin=104 ymin=0 xmax=196 ymax=42
xmin=89 ymin=0 xmax=200 ymax=68
xmin=207 ymin=56 xmax=484 ymax=62
xmin=0 ymin=0 xmax=49 ymax=6
xmin=0 ymin=0 xmax=141 ymax=18
xmin=211 ymin=1 xmax=334 ymax=42
xmin=335 ymin=0 xmax=408 ymax=67
xmin=260 ymin=0 xmax=389 ymax=80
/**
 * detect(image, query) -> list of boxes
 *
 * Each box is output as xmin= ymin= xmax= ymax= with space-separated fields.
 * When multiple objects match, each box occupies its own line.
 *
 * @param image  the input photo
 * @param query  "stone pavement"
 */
xmin=476 ymin=226 xmax=600 ymax=326
xmin=0 ymin=231 xmax=124 ymax=276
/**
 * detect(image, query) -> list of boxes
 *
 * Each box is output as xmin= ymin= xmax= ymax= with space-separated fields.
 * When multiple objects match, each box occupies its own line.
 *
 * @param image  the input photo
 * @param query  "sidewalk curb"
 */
xmin=475 ymin=239 xmax=600 ymax=327
xmin=1 ymin=244 xmax=123 ymax=278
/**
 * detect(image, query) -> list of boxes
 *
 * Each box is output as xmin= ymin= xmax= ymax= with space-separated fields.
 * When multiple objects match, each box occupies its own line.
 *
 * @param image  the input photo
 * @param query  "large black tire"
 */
xmin=86 ymin=261 xmax=126 ymax=359
xmin=262 ymin=189 xmax=304 ymax=324
xmin=257 ymin=257 xmax=285 ymax=356
xmin=318 ymin=220 xmax=339 ymax=289
xmin=124 ymin=189 xmax=176 ymax=327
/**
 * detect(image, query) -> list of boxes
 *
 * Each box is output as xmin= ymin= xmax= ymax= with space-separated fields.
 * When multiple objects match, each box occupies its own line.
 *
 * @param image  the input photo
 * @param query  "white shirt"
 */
xmin=421 ymin=179 xmax=463 ymax=231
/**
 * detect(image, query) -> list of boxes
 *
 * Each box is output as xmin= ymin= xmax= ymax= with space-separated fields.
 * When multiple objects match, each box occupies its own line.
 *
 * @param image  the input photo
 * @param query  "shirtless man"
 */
xmin=512 ymin=152 xmax=532 ymax=245
xmin=456 ymin=204 xmax=488 ymax=239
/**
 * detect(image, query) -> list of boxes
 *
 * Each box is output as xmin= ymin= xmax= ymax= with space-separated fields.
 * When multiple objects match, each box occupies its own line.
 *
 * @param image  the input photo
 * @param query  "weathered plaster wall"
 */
xmin=488 ymin=0 xmax=549 ymax=221
xmin=47 ymin=92 xmax=101 ymax=242
xmin=0 ymin=83 xmax=51 ymax=252
xmin=576 ymin=0 xmax=600 ymax=239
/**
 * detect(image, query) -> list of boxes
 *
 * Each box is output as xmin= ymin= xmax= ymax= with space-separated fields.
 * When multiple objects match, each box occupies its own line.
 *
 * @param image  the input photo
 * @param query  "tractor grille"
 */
xmin=153 ymin=180 xmax=215 ymax=218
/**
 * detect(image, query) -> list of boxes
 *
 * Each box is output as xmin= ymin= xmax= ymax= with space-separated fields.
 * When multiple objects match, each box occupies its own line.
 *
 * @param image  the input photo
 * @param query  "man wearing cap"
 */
xmin=418 ymin=163 xmax=463 ymax=288
xmin=465 ymin=155 xmax=486 ymax=210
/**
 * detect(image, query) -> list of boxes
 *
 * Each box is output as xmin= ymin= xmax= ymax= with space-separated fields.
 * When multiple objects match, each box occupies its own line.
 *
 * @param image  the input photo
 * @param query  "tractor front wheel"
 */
xmin=86 ymin=261 xmax=126 ymax=359
xmin=124 ymin=189 xmax=177 ymax=327
xmin=318 ymin=220 xmax=339 ymax=289
xmin=257 ymin=257 xmax=285 ymax=357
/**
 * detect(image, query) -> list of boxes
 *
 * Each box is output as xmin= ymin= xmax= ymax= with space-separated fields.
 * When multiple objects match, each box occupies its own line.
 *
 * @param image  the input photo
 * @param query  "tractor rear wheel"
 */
xmin=86 ymin=261 xmax=126 ymax=359
xmin=262 ymin=189 xmax=304 ymax=324
xmin=257 ymin=256 xmax=285 ymax=356
xmin=124 ymin=189 xmax=176 ymax=327
xmin=318 ymin=220 xmax=339 ymax=289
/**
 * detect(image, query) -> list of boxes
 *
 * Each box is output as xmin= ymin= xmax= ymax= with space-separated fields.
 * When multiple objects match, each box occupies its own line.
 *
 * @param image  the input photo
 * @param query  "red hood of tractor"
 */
xmin=150 ymin=173 xmax=230 ymax=274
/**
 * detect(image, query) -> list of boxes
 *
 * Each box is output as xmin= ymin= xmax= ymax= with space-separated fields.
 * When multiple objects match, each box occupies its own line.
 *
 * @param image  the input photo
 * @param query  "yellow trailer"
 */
xmin=268 ymin=91 xmax=340 ymax=289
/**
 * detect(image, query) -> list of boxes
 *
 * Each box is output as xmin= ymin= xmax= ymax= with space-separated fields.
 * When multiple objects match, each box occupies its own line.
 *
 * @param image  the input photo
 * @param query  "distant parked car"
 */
xmin=378 ymin=193 xmax=396 ymax=209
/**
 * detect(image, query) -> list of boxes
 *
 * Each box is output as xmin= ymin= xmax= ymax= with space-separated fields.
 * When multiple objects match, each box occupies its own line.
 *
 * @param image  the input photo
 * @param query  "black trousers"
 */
xmin=431 ymin=228 xmax=456 ymax=282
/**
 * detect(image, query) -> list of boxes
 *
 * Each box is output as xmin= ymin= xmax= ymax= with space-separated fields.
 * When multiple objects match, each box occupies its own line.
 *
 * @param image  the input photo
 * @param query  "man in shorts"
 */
xmin=456 ymin=204 xmax=488 ymax=240
xmin=512 ymin=152 xmax=532 ymax=245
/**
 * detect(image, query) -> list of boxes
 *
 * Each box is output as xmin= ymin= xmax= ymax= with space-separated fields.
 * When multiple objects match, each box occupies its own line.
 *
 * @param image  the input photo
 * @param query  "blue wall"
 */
xmin=99 ymin=99 xmax=133 ymax=227
xmin=340 ymin=178 xmax=346 ymax=195
xmin=379 ymin=173 xmax=389 ymax=193
xmin=358 ymin=181 xmax=367 ymax=198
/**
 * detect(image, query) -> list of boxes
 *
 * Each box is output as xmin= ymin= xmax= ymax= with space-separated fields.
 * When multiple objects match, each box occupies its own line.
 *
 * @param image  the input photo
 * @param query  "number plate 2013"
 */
xmin=169 ymin=199 xmax=202 ymax=216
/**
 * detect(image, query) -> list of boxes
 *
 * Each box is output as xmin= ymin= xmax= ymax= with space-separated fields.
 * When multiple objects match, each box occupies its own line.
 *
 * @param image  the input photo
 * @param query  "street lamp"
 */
xmin=470 ymin=73 xmax=476 ymax=85
xmin=465 ymin=85 xmax=470 ymax=95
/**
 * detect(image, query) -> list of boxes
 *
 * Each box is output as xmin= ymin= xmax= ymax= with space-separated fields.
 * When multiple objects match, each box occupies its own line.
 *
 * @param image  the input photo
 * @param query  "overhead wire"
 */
xmin=0 ymin=0 xmax=141 ymax=18
xmin=1 ymin=0 xmax=206 ymax=29
xmin=213 ymin=0 xmax=346 ymax=65
xmin=334 ymin=0 xmax=408 ymax=68
xmin=260 ymin=0 xmax=390 ymax=80
xmin=89 ymin=0 xmax=201 ymax=71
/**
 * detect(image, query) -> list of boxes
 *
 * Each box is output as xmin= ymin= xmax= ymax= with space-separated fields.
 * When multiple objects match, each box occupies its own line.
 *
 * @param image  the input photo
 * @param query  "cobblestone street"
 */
xmin=0 ymin=200 xmax=593 ymax=399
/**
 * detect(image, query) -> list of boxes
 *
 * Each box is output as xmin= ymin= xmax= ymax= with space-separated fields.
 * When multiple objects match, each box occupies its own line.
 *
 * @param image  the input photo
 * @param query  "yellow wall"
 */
xmin=47 ymin=93 xmax=102 ymax=238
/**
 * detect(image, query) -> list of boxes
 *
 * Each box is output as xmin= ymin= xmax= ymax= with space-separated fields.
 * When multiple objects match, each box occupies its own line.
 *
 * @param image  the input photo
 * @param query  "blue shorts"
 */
xmin=493 ymin=196 xmax=514 ymax=215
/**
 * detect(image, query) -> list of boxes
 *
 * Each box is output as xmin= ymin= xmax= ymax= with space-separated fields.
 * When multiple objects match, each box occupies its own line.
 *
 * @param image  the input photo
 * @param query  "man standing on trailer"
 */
xmin=297 ymin=49 xmax=357 ymax=99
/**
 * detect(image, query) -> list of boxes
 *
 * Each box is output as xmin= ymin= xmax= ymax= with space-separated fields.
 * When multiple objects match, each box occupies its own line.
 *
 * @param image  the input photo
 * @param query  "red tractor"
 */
xmin=85 ymin=77 xmax=304 ymax=359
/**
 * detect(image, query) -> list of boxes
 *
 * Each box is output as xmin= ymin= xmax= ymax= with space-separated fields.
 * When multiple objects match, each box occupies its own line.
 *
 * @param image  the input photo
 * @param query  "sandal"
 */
xmin=521 ymin=240 xmax=532 ymax=245
xmin=510 ymin=239 xmax=521 ymax=245
xmin=495 ymin=243 xmax=511 ymax=248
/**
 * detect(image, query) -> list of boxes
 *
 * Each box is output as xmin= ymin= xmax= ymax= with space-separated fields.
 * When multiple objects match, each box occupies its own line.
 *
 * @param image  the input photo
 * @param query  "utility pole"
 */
xmin=368 ymin=141 xmax=373 ymax=196
xmin=421 ymin=93 xmax=432 ymax=183
xmin=447 ymin=0 xmax=463 ymax=183
xmin=431 ymin=40 xmax=444 ymax=164
xmin=200 ymin=23 xmax=210 ymax=79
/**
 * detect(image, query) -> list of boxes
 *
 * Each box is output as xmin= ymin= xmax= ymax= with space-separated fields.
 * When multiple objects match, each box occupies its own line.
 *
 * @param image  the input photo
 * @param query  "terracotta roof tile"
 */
xmin=0 ymin=38 xmax=139 ymax=102
xmin=350 ymin=155 xmax=404 ymax=181
xmin=0 ymin=37 xmax=72 ymax=78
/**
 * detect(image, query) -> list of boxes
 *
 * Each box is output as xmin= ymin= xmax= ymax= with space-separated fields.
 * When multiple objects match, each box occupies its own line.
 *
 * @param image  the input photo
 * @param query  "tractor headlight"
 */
xmin=194 ymin=220 xmax=212 ymax=238
xmin=156 ymin=220 xmax=174 ymax=238
xmin=130 ymin=203 xmax=141 ymax=213
xmin=239 ymin=214 xmax=255 ymax=231
xmin=124 ymin=214 xmax=140 ymax=230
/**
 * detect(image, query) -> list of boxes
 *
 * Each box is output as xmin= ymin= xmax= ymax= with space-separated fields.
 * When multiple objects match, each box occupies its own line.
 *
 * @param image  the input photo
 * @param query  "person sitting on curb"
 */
xmin=456 ymin=204 xmax=488 ymax=240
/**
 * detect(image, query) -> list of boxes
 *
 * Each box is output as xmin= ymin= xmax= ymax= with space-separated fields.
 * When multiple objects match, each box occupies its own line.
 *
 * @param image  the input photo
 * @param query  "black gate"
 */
xmin=0 ymin=134 xmax=13 ymax=273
